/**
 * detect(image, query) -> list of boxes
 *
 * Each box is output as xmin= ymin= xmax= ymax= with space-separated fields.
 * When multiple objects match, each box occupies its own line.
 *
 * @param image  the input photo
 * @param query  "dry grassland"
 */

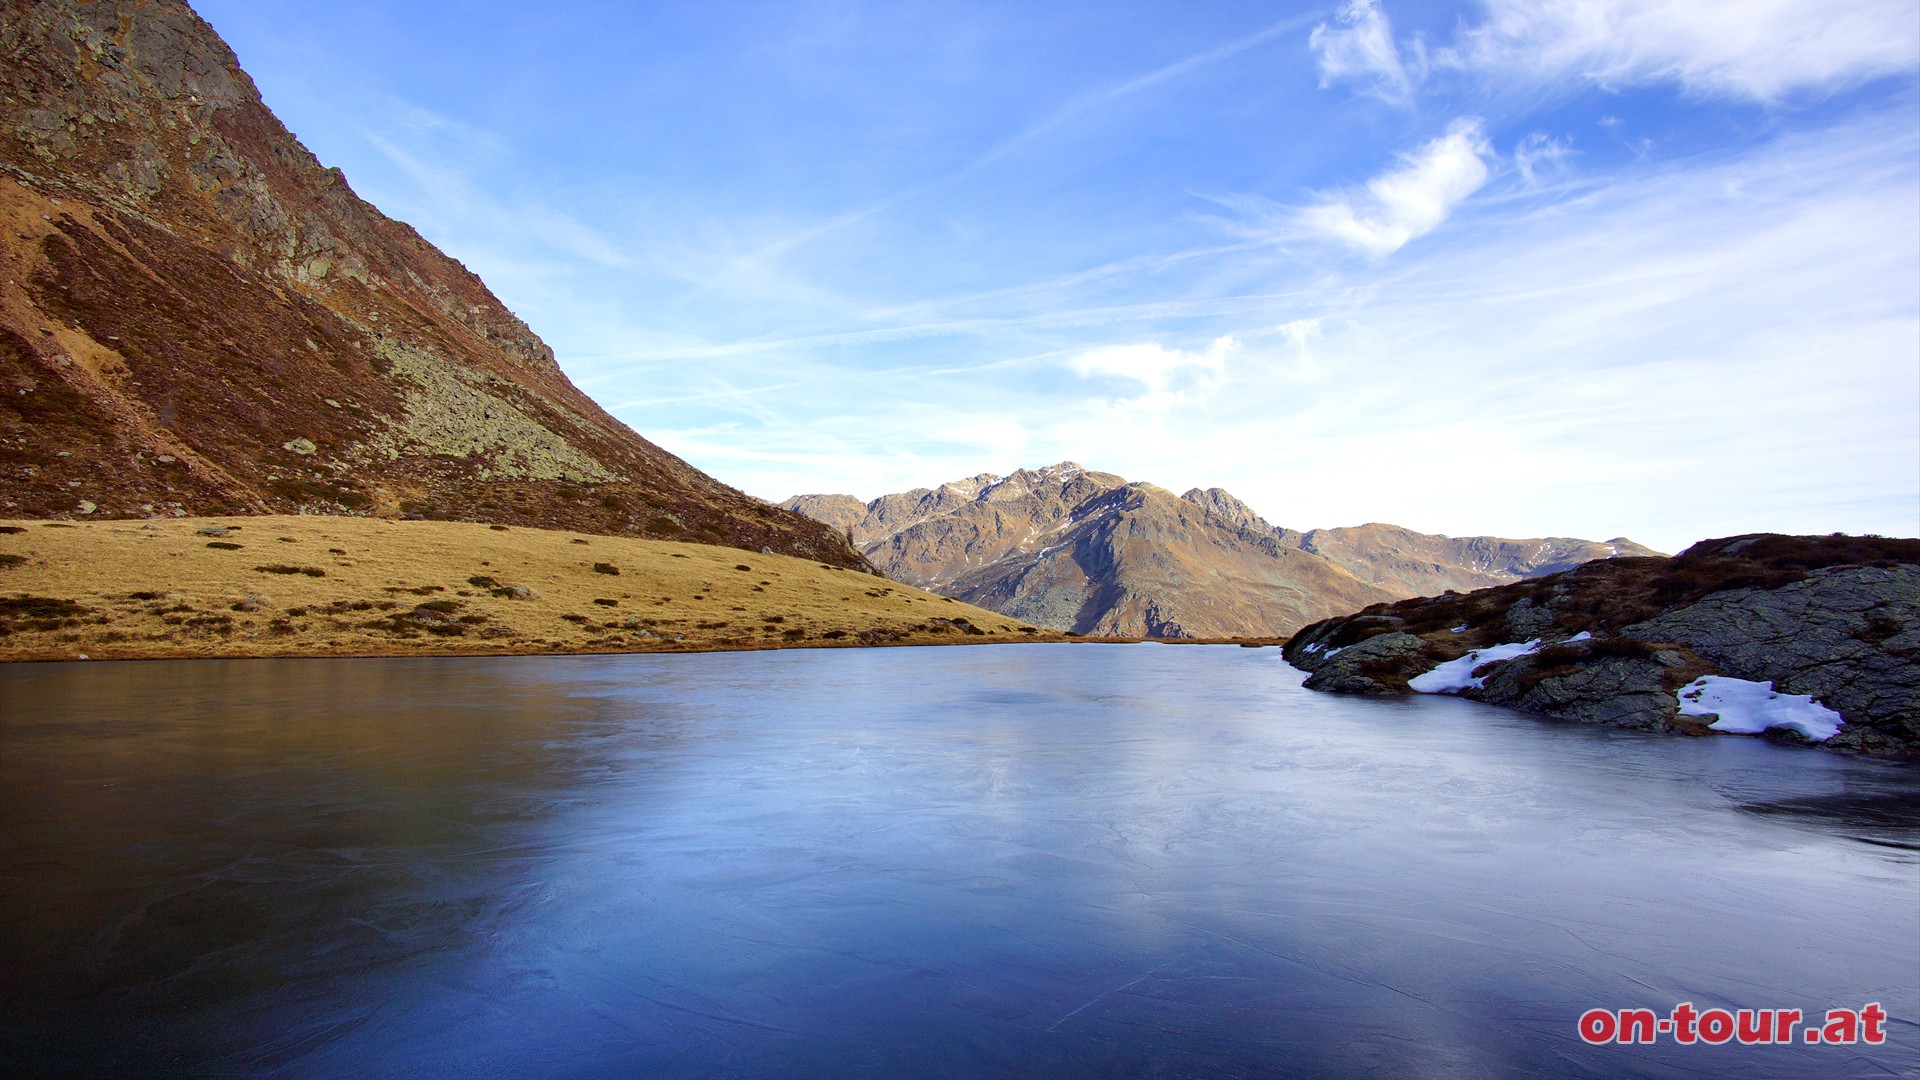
xmin=0 ymin=516 xmax=1064 ymax=661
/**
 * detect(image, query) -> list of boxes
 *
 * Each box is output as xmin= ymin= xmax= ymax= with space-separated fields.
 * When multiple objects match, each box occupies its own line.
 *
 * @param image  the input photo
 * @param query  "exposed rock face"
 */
xmin=783 ymin=463 xmax=1646 ymax=638
xmin=1474 ymin=642 xmax=1700 ymax=731
xmin=1180 ymin=486 xmax=1293 ymax=540
xmin=780 ymin=493 xmax=866 ymax=537
xmin=1285 ymin=534 xmax=1920 ymax=754
xmin=0 ymin=0 xmax=866 ymax=568
xmin=1625 ymin=564 xmax=1920 ymax=748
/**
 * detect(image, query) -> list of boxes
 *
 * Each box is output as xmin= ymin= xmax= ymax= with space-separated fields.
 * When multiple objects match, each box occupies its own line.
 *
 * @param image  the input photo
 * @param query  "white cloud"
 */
xmin=1278 ymin=318 xmax=1321 ymax=351
xmin=1447 ymin=0 xmax=1919 ymax=101
xmin=1514 ymin=131 xmax=1573 ymax=186
xmin=932 ymin=417 xmax=1030 ymax=455
xmin=624 ymin=112 xmax=1919 ymax=551
xmin=1311 ymin=1 xmax=1918 ymax=107
xmin=722 ymin=109 xmax=1911 ymax=550
xmin=1309 ymin=0 xmax=1418 ymax=105
xmin=1297 ymin=118 xmax=1493 ymax=256
xmin=1067 ymin=336 xmax=1235 ymax=392
xmin=1202 ymin=110 xmax=1920 ymax=550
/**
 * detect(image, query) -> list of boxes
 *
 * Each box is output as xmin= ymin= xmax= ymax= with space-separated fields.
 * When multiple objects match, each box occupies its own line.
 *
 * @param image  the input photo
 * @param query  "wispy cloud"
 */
xmin=704 ymin=13 xmax=1317 ymax=287
xmin=854 ymin=242 xmax=1263 ymax=324
xmin=1296 ymin=118 xmax=1493 ymax=256
xmin=1068 ymin=336 xmax=1236 ymax=392
xmin=1310 ymin=0 xmax=1419 ymax=106
xmin=581 ymin=294 xmax=1310 ymax=364
xmin=361 ymin=105 xmax=634 ymax=270
xmin=1513 ymin=131 xmax=1573 ymax=186
xmin=1448 ymin=0 xmax=1920 ymax=101
xmin=969 ymin=14 xmax=1318 ymax=172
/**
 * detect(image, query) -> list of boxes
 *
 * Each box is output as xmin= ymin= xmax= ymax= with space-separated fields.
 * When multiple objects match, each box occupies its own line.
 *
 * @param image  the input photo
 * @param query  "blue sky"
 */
xmin=194 ymin=0 xmax=1918 ymax=552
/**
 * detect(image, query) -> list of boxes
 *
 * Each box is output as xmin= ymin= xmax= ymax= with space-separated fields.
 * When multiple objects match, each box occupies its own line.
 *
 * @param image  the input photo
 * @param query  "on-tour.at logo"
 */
xmin=1578 ymin=1002 xmax=1888 ymax=1046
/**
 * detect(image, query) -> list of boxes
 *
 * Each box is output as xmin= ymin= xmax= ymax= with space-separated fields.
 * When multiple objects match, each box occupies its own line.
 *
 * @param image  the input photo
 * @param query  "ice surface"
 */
xmin=0 ymin=646 xmax=1911 ymax=1078
xmin=1676 ymin=674 xmax=1845 ymax=741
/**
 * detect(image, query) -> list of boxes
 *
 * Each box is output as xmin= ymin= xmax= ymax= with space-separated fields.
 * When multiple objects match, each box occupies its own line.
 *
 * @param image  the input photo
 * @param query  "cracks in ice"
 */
xmin=1046 ymin=953 xmax=1192 ymax=1032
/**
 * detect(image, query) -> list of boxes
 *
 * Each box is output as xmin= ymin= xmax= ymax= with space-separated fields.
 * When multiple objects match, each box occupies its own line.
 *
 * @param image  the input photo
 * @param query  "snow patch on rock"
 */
xmin=1408 ymin=639 xmax=1542 ymax=694
xmin=1676 ymin=675 xmax=1844 ymax=742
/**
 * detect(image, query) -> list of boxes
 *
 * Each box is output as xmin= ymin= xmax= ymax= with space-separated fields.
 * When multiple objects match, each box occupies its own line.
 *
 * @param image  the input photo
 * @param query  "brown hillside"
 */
xmin=0 ymin=0 xmax=866 ymax=568
xmin=0 ymin=516 xmax=1055 ymax=661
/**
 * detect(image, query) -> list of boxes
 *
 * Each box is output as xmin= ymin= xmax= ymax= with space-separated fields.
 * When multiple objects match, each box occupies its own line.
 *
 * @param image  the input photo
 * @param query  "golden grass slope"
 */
xmin=0 ymin=516 xmax=1061 ymax=661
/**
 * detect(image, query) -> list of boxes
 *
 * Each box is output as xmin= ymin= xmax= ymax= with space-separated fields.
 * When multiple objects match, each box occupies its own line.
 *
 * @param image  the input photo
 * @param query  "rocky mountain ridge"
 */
xmin=0 ymin=0 xmax=866 ymax=568
xmin=1284 ymin=533 xmax=1920 ymax=755
xmin=783 ymin=462 xmax=1653 ymax=637
xmin=1295 ymin=524 xmax=1658 ymax=597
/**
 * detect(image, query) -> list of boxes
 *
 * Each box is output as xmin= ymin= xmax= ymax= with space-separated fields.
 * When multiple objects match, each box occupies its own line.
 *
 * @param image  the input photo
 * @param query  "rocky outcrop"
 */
xmin=1290 ymin=630 xmax=1427 ymax=694
xmin=1285 ymin=534 xmax=1920 ymax=755
xmin=0 ymin=0 xmax=867 ymax=568
xmin=784 ymin=463 xmax=1649 ymax=638
xmin=1180 ymin=486 xmax=1295 ymax=541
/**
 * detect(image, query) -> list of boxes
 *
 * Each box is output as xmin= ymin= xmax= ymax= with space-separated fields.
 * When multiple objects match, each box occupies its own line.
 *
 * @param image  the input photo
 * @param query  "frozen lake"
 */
xmin=1 ymin=643 xmax=1914 ymax=1077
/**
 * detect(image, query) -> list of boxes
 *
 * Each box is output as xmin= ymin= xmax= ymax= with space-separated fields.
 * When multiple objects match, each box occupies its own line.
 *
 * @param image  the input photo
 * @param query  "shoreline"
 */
xmin=1 ymin=515 xmax=1290 ymax=663
xmin=0 ymin=634 xmax=1284 ymax=665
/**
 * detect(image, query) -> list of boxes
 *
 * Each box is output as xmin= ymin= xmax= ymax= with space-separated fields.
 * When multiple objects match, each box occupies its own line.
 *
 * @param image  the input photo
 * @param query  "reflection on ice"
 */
xmin=0 ymin=644 xmax=1914 ymax=1078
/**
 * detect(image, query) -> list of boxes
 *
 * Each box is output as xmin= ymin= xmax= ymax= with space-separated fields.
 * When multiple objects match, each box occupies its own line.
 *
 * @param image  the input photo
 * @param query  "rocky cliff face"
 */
xmin=0 ymin=0 xmax=866 ymax=568
xmin=782 ymin=463 xmax=1646 ymax=638
xmin=1284 ymin=534 xmax=1920 ymax=755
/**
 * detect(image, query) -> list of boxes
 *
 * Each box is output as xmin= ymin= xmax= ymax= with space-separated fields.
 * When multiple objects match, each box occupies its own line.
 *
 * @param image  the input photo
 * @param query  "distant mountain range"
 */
xmin=783 ymin=463 xmax=1659 ymax=637
xmin=0 ymin=0 xmax=863 ymax=568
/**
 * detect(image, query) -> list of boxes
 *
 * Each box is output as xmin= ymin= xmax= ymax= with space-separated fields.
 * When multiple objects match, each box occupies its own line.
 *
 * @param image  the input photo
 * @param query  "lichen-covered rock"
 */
xmin=1299 ymin=631 xmax=1430 ymax=694
xmin=1472 ymin=640 xmax=1705 ymax=731
xmin=1284 ymin=614 xmax=1408 ymax=672
xmin=1500 ymin=596 xmax=1558 ymax=641
xmin=1624 ymin=564 xmax=1920 ymax=753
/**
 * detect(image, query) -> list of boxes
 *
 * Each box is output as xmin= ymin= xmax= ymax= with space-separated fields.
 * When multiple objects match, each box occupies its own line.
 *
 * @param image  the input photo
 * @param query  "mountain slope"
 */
xmin=0 ymin=0 xmax=865 ymax=568
xmin=784 ymin=463 xmax=1654 ymax=637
